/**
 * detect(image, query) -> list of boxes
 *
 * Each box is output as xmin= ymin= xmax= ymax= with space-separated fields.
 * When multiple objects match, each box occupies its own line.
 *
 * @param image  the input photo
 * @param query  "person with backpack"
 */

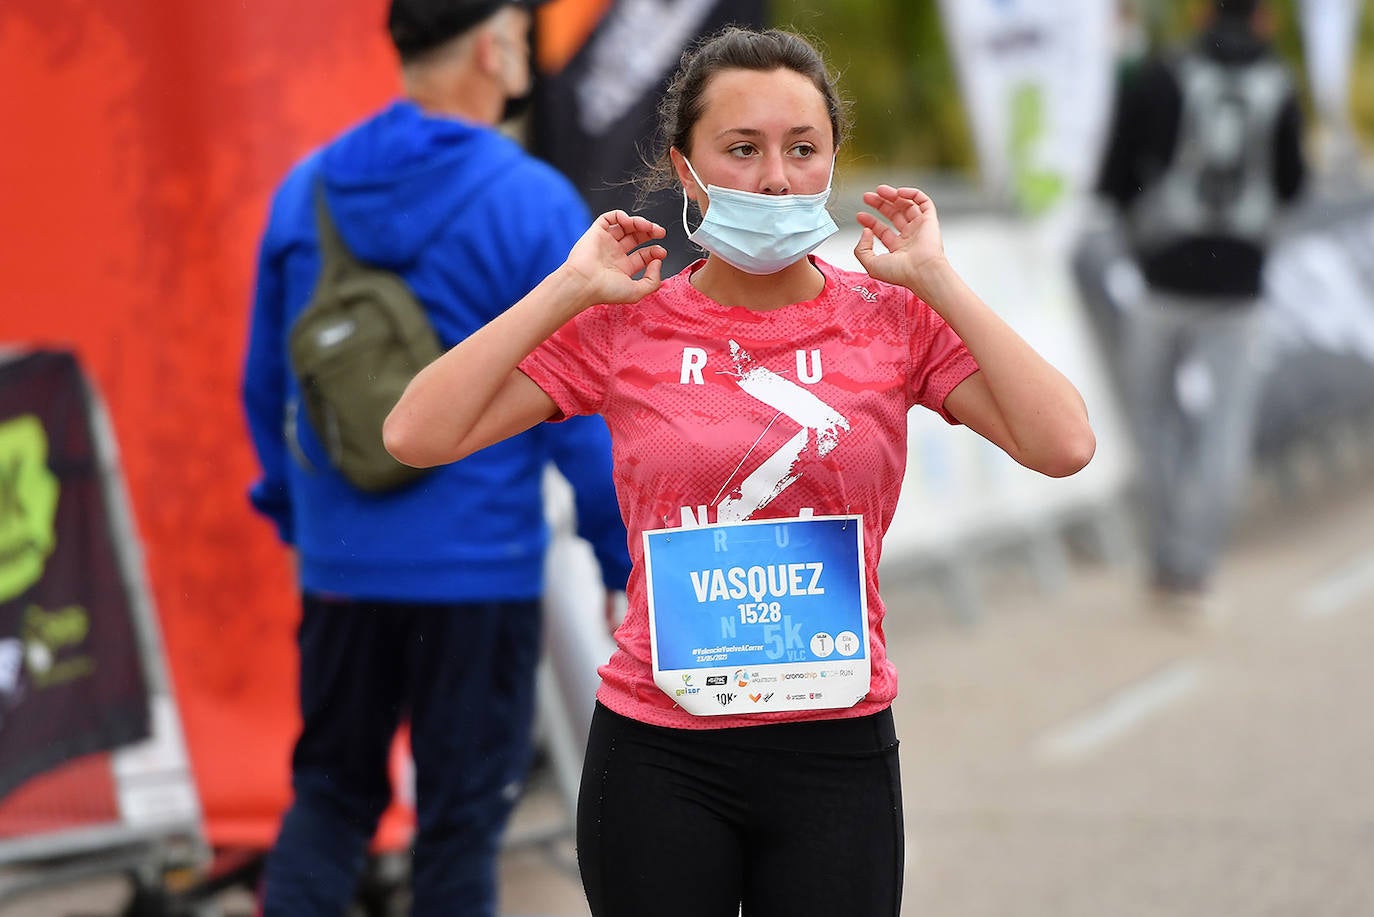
xmin=239 ymin=2 xmax=631 ymax=914
xmin=1095 ymin=0 xmax=1305 ymax=619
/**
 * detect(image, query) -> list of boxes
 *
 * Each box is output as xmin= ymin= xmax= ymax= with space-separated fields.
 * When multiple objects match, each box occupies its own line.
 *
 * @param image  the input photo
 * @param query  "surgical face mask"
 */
xmin=681 ymin=156 xmax=838 ymax=275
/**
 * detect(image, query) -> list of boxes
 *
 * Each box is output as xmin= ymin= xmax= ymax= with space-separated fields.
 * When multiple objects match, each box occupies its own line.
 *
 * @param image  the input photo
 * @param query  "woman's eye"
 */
xmin=791 ymin=144 xmax=816 ymax=158
xmin=728 ymin=145 xmax=757 ymax=157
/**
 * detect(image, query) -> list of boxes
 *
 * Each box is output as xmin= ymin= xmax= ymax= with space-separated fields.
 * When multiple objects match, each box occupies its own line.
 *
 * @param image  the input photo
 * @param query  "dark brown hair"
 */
xmin=637 ymin=26 xmax=849 ymax=201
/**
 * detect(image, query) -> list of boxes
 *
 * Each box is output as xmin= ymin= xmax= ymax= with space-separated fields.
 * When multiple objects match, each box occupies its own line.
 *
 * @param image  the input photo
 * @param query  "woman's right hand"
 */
xmin=564 ymin=210 xmax=668 ymax=306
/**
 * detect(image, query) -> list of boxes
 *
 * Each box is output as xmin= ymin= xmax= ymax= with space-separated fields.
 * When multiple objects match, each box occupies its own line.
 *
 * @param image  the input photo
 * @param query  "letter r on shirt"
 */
xmin=680 ymin=348 xmax=707 ymax=385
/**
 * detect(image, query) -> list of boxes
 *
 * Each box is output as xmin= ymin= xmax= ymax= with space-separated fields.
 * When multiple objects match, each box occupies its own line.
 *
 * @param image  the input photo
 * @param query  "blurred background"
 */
xmin=1 ymin=0 xmax=1372 ymax=914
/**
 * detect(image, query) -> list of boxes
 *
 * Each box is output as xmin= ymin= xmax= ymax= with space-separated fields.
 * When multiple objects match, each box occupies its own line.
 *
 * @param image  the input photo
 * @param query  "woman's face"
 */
xmin=675 ymin=67 xmax=834 ymax=205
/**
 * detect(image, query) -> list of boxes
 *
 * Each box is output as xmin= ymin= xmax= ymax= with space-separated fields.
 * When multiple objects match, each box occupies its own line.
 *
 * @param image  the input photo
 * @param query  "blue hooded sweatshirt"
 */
xmin=242 ymin=101 xmax=631 ymax=602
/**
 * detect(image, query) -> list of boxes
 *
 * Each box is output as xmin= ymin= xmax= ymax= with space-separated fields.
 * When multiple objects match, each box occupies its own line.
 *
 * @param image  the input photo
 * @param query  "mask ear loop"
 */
xmin=799 ymin=156 xmax=838 ymax=203
xmin=680 ymin=155 xmax=709 ymax=238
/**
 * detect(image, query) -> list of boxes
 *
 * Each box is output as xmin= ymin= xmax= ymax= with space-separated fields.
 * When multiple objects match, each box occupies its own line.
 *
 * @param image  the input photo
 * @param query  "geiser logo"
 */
xmin=675 ymin=672 xmax=701 ymax=698
xmin=0 ymin=415 xmax=60 ymax=603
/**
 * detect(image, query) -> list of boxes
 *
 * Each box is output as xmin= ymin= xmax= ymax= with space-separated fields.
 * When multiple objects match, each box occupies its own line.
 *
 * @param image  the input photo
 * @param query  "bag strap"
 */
xmin=313 ymin=177 xmax=361 ymax=276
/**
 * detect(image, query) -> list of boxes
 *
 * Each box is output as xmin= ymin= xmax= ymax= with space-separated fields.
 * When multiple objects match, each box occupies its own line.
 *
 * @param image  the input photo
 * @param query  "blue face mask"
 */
xmin=681 ymin=156 xmax=839 ymax=275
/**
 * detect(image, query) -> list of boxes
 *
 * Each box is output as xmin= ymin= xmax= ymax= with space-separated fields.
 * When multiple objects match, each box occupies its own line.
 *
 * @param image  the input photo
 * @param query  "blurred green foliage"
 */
xmin=767 ymin=0 xmax=977 ymax=175
xmin=769 ymin=0 xmax=1373 ymax=172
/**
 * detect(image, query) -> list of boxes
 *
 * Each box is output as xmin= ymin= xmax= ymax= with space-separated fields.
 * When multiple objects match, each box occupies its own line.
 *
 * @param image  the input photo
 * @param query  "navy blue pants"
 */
xmin=260 ymin=593 xmax=542 ymax=917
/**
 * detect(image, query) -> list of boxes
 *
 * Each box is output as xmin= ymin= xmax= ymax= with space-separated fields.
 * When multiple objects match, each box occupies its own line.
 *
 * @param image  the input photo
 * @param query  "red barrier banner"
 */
xmin=0 ymin=0 xmax=409 ymax=849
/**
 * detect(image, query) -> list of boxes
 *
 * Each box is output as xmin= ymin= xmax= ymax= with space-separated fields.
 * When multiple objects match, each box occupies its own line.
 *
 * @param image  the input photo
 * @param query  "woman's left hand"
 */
xmin=854 ymin=185 xmax=948 ymax=291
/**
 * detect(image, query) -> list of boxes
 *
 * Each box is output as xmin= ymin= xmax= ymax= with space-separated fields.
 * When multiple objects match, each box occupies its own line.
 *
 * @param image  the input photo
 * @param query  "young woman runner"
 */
xmin=385 ymin=25 xmax=1094 ymax=917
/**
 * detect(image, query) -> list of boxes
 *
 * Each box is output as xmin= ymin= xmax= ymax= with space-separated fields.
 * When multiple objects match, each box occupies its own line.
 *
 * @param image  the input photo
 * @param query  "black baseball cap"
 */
xmin=388 ymin=0 xmax=549 ymax=61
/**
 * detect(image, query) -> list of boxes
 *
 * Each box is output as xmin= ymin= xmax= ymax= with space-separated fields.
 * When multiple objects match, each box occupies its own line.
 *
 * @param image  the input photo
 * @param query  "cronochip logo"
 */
xmin=0 ymin=416 xmax=59 ymax=602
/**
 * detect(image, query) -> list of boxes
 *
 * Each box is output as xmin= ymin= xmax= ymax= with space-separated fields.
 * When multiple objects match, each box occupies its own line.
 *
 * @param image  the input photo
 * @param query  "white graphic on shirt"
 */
xmin=851 ymin=285 xmax=878 ymax=303
xmin=710 ymin=341 xmax=851 ymax=523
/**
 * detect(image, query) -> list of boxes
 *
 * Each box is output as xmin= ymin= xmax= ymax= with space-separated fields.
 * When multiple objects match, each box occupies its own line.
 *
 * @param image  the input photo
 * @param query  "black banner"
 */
xmin=532 ymin=0 xmax=767 ymax=276
xmin=0 ymin=350 xmax=150 ymax=800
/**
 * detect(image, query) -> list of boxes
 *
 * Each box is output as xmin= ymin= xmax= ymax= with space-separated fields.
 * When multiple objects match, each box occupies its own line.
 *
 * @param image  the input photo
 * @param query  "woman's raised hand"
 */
xmin=566 ymin=210 xmax=668 ymax=306
xmin=854 ymin=186 xmax=948 ymax=293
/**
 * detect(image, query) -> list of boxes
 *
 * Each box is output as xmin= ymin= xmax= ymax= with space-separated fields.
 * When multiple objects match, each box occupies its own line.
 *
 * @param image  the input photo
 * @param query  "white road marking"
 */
xmin=1035 ymin=662 xmax=1204 ymax=764
xmin=1298 ymin=550 xmax=1374 ymax=618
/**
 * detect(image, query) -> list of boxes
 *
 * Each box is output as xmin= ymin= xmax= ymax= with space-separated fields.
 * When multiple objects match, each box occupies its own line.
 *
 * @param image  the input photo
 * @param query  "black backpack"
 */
xmin=287 ymin=181 xmax=442 ymax=492
xmin=1126 ymin=50 xmax=1290 ymax=255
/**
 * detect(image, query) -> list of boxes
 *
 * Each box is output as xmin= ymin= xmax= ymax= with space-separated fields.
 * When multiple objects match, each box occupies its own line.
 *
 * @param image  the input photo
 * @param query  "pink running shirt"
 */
xmin=519 ymin=257 xmax=978 ymax=729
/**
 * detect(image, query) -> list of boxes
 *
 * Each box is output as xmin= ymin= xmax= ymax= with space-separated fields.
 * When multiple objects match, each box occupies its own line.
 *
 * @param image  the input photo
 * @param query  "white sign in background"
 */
xmin=937 ymin=0 xmax=1117 ymax=210
xmin=1298 ymin=0 xmax=1365 ymax=129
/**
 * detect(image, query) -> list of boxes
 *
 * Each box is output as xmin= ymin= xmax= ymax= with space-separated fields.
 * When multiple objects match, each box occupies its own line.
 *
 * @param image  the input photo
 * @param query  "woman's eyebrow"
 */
xmin=714 ymin=126 xmax=822 ymax=140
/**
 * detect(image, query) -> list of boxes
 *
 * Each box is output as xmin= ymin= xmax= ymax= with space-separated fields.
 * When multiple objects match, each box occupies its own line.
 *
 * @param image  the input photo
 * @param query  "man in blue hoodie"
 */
xmin=240 ymin=1 xmax=630 ymax=914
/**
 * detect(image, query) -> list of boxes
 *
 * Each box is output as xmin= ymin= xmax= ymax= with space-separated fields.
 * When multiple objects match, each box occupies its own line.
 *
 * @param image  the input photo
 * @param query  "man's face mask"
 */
xmin=680 ymin=155 xmax=838 ymax=276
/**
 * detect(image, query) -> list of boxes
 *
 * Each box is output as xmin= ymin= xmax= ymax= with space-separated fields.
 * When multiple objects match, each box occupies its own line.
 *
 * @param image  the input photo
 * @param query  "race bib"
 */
xmin=643 ymin=515 xmax=869 ymax=716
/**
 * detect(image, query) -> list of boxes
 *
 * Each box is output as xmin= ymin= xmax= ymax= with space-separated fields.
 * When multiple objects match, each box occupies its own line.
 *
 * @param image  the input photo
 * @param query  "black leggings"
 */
xmin=576 ymin=703 xmax=904 ymax=917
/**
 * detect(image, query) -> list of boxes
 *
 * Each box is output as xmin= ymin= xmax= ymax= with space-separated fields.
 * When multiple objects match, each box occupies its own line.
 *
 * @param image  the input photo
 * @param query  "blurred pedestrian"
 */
xmin=385 ymin=25 xmax=1094 ymax=916
xmin=239 ymin=1 xmax=631 ymax=914
xmin=1095 ymin=0 xmax=1305 ymax=615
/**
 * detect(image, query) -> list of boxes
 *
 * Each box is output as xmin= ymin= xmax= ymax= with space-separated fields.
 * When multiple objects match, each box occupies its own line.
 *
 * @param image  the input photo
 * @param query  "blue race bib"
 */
xmin=643 ymin=515 xmax=869 ymax=716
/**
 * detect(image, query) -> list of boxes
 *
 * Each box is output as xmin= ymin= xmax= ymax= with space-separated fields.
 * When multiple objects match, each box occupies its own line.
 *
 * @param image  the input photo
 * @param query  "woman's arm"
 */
xmin=384 ymin=211 xmax=666 ymax=468
xmin=855 ymin=185 xmax=1095 ymax=478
